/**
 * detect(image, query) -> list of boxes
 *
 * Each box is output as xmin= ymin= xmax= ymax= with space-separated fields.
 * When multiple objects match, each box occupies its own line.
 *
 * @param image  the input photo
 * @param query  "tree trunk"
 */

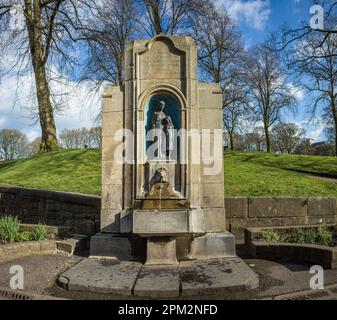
xmin=264 ymin=125 xmax=272 ymax=153
xmin=332 ymin=99 xmax=337 ymax=157
xmin=229 ymin=133 xmax=234 ymax=151
xmin=34 ymin=65 xmax=59 ymax=153
xmin=25 ymin=0 xmax=59 ymax=153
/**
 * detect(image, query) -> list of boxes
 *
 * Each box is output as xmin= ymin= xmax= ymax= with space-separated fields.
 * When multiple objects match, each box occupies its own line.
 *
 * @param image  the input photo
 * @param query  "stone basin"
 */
xmin=133 ymin=210 xmax=189 ymax=237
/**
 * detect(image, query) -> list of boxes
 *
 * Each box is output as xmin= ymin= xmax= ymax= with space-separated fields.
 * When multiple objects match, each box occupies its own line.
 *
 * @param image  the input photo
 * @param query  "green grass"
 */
xmin=0 ymin=149 xmax=101 ymax=195
xmin=226 ymin=152 xmax=337 ymax=176
xmin=0 ymin=149 xmax=337 ymax=197
xmin=224 ymin=152 xmax=337 ymax=197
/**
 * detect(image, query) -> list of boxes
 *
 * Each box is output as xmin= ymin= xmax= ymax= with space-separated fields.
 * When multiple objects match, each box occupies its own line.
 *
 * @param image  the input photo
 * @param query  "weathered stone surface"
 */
xmin=180 ymin=258 xmax=259 ymax=297
xmin=203 ymin=208 xmax=226 ymax=233
xmin=39 ymin=240 xmax=57 ymax=253
xmin=0 ymin=184 xmax=100 ymax=237
xmin=133 ymin=265 xmax=180 ymax=298
xmin=146 ymin=237 xmax=178 ymax=265
xmin=188 ymin=232 xmax=236 ymax=260
xmin=308 ymin=198 xmax=337 ymax=216
xmin=90 ymin=233 xmax=146 ymax=260
xmin=201 ymin=183 xmax=225 ymax=208
xmin=249 ymin=198 xmax=278 ymax=218
xmin=0 ymin=241 xmax=58 ymax=261
xmin=249 ymin=217 xmax=282 ymax=228
xmin=133 ymin=210 xmax=189 ymax=236
xmin=281 ymin=216 xmax=308 ymax=226
xmin=57 ymin=235 xmax=89 ymax=255
xmin=188 ymin=209 xmax=205 ymax=234
xmin=90 ymin=234 xmax=132 ymax=259
xmin=225 ymin=197 xmax=248 ymax=218
xmin=276 ymin=198 xmax=307 ymax=217
xmin=59 ymin=258 xmax=142 ymax=295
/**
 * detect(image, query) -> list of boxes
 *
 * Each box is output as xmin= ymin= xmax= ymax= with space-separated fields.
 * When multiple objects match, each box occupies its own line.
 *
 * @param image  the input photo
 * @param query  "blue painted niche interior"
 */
xmin=144 ymin=92 xmax=181 ymax=154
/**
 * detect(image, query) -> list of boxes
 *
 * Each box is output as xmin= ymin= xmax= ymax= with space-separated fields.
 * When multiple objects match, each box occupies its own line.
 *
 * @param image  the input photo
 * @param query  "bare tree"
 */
xmin=0 ymin=0 xmax=91 ymax=152
xmin=247 ymin=127 xmax=265 ymax=152
xmin=244 ymin=45 xmax=297 ymax=152
xmin=277 ymin=0 xmax=337 ymax=56
xmin=223 ymin=99 xmax=247 ymax=151
xmin=136 ymin=0 xmax=194 ymax=37
xmin=89 ymin=126 xmax=102 ymax=148
xmin=272 ymin=123 xmax=305 ymax=154
xmin=192 ymin=0 xmax=242 ymax=84
xmin=294 ymin=138 xmax=313 ymax=155
xmin=29 ymin=136 xmax=41 ymax=155
xmin=59 ymin=128 xmax=91 ymax=149
xmin=284 ymin=19 xmax=337 ymax=156
xmin=80 ymin=0 xmax=137 ymax=88
xmin=0 ymin=129 xmax=30 ymax=160
xmin=191 ymin=0 xmax=248 ymax=151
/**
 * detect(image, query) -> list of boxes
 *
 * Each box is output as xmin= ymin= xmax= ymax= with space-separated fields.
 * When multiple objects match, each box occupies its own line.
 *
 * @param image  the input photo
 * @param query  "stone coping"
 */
xmin=0 ymin=183 xmax=100 ymax=207
xmin=245 ymin=226 xmax=337 ymax=269
xmin=0 ymin=240 xmax=58 ymax=262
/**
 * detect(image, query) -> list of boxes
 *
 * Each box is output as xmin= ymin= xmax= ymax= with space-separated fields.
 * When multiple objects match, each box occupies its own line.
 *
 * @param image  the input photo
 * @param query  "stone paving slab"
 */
xmin=58 ymin=257 xmax=258 ymax=298
xmin=180 ymin=258 xmax=259 ymax=297
xmin=133 ymin=265 xmax=180 ymax=298
xmin=0 ymin=254 xmax=80 ymax=295
xmin=59 ymin=258 xmax=142 ymax=296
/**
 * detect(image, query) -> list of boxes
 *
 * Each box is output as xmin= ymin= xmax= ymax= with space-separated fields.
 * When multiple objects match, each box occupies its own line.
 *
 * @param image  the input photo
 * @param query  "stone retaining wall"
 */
xmin=1 ymin=185 xmax=336 ymax=239
xmin=0 ymin=240 xmax=57 ymax=262
xmin=226 ymin=197 xmax=337 ymax=239
xmin=0 ymin=185 xmax=100 ymax=236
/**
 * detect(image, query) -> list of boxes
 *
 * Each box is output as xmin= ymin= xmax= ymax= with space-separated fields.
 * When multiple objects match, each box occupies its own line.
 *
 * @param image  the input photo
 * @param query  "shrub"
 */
xmin=0 ymin=216 xmax=20 ymax=243
xmin=16 ymin=231 xmax=34 ymax=242
xmin=317 ymin=225 xmax=333 ymax=246
xmin=305 ymin=228 xmax=317 ymax=244
xmin=32 ymin=223 xmax=48 ymax=241
xmin=295 ymin=229 xmax=306 ymax=244
xmin=261 ymin=229 xmax=288 ymax=243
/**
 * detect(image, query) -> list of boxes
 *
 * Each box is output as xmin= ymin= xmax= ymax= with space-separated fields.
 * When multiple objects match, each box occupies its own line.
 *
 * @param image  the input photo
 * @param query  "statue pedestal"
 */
xmin=133 ymin=210 xmax=187 ymax=265
xmin=146 ymin=237 xmax=178 ymax=265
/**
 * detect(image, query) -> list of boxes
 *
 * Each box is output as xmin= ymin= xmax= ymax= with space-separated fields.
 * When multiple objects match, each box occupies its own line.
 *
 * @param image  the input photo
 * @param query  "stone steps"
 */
xmin=57 ymin=234 xmax=89 ymax=255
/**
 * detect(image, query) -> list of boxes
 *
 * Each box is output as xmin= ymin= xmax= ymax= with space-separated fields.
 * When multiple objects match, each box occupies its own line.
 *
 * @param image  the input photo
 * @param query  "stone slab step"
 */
xmin=133 ymin=265 xmax=180 ymax=298
xmin=58 ymin=257 xmax=259 ymax=298
xmin=180 ymin=258 xmax=259 ymax=297
xmin=58 ymin=258 xmax=141 ymax=295
xmin=57 ymin=234 xmax=89 ymax=255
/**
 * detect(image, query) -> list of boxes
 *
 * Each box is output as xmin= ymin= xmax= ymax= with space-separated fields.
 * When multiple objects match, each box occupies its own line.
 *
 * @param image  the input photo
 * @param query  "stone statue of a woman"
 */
xmin=151 ymin=101 xmax=174 ymax=159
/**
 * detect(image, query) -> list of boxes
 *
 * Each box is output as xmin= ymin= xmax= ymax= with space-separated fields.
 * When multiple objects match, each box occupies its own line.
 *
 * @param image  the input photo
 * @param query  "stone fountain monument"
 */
xmin=59 ymin=35 xmax=258 ymax=298
xmin=91 ymin=34 xmax=236 ymax=264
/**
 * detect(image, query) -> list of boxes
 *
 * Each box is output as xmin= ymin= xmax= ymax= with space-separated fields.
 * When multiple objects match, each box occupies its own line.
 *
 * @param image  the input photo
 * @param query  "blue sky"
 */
xmin=240 ymin=0 xmax=311 ymax=46
xmin=0 ymin=0 xmax=327 ymax=142
xmin=219 ymin=0 xmax=325 ymax=141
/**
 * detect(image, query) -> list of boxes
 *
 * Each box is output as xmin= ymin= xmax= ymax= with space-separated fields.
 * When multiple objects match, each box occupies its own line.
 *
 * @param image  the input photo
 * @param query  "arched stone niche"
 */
xmin=144 ymin=91 xmax=181 ymax=158
xmin=136 ymin=87 xmax=187 ymax=200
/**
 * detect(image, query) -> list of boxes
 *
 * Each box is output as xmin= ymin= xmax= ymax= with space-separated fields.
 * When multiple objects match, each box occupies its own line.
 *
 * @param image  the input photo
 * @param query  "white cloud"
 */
xmin=288 ymin=83 xmax=304 ymax=101
xmin=0 ymin=71 xmax=102 ymax=142
xmin=215 ymin=0 xmax=271 ymax=30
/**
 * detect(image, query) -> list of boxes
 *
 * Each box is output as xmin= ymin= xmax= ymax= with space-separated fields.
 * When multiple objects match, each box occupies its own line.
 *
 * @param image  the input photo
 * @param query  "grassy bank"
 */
xmin=224 ymin=152 xmax=337 ymax=197
xmin=0 ymin=149 xmax=101 ymax=195
xmin=0 ymin=150 xmax=337 ymax=197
